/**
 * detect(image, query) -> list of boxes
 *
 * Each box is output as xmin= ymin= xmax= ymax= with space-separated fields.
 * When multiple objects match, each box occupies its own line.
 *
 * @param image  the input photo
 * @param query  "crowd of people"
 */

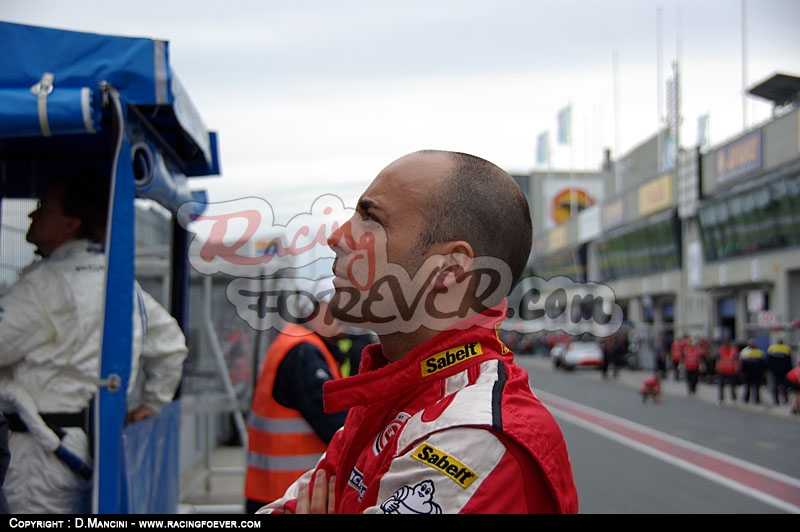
xmin=642 ymin=333 xmax=800 ymax=414
xmin=529 ymin=328 xmax=799 ymax=415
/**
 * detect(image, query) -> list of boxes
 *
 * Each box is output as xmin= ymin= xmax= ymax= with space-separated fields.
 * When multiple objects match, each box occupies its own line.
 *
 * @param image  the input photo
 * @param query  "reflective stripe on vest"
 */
xmin=768 ymin=344 xmax=791 ymax=357
xmin=741 ymin=347 xmax=765 ymax=360
xmin=244 ymin=323 xmax=342 ymax=504
xmin=246 ymin=449 xmax=323 ymax=472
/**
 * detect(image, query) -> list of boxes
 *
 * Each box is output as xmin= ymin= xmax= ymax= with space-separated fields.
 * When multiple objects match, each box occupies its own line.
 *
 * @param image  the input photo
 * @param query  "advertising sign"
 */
xmin=715 ymin=130 xmax=762 ymax=185
xmin=543 ymin=177 xmax=604 ymax=229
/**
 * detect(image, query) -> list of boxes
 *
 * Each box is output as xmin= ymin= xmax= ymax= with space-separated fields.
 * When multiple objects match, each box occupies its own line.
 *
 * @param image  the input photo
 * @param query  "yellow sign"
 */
xmin=550 ymin=188 xmax=596 ymax=225
xmin=638 ymin=174 xmax=673 ymax=216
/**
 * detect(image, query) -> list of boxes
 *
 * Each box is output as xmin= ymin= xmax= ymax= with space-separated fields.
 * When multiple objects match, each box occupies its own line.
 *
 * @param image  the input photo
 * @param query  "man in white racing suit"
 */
xmin=0 ymin=171 xmax=188 ymax=514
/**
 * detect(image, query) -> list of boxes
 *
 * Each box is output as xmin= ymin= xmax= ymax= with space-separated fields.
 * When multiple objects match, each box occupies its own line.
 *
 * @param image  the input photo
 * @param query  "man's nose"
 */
xmin=327 ymin=215 xmax=356 ymax=252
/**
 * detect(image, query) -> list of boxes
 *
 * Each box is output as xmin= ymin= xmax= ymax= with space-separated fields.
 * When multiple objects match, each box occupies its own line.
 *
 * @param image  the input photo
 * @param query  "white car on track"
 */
xmin=550 ymin=334 xmax=604 ymax=371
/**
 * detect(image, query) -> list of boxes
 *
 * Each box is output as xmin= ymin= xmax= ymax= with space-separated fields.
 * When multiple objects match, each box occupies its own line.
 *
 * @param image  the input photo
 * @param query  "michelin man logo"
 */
xmin=380 ymin=480 xmax=442 ymax=514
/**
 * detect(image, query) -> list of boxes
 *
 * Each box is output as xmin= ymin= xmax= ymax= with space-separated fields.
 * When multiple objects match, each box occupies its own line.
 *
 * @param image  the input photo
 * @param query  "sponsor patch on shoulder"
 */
xmin=421 ymin=342 xmax=483 ymax=377
xmin=411 ymin=442 xmax=478 ymax=488
xmin=495 ymin=323 xmax=510 ymax=354
xmin=373 ymin=411 xmax=411 ymax=455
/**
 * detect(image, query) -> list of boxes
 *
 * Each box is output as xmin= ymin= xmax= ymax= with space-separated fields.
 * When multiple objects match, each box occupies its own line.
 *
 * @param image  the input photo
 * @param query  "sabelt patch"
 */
xmin=411 ymin=443 xmax=478 ymax=488
xmin=420 ymin=342 xmax=482 ymax=377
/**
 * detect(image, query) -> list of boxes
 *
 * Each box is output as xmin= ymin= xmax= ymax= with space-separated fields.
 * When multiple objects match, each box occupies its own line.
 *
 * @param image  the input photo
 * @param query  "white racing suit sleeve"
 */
xmin=0 ymin=381 xmax=91 ymax=479
xmin=0 ymin=382 xmax=60 ymax=452
xmin=134 ymin=284 xmax=189 ymax=411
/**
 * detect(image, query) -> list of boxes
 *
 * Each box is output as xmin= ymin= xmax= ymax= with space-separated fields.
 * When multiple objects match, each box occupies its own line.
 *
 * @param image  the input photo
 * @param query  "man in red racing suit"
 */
xmin=258 ymin=304 xmax=579 ymax=514
xmin=258 ymin=150 xmax=579 ymax=514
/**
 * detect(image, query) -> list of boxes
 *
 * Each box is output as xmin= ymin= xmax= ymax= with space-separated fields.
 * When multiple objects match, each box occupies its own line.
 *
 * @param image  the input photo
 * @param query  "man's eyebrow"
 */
xmin=358 ymin=198 xmax=381 ymax=212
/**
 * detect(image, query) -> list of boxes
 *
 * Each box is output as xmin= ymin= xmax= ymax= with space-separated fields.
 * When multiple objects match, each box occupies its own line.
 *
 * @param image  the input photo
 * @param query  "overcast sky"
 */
xmin=3 ymin=0 xmax=799 ymax=226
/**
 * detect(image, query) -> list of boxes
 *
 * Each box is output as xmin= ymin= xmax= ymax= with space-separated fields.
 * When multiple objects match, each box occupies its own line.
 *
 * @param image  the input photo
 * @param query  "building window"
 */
xmin=698 ymin=171 xmax=800 ymax=262
xmin=532 ymin=245 xmax=586 ymax=282
xmin=590 ymin=214 xmax=680 ymax=283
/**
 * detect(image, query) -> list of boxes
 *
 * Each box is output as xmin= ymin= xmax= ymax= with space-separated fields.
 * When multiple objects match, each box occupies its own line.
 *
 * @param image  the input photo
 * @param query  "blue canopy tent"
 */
xmin=0 ymin=21 xmax=220 ymax=513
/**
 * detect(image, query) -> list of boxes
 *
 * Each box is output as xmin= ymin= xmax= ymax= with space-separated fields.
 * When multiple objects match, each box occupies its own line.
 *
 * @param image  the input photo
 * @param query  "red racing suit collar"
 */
xmin=323 ymin=301 xmax=510 ymax=414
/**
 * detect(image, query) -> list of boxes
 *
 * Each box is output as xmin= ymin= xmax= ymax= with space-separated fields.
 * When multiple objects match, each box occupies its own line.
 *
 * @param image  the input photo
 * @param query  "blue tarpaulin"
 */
xmin=0 ymin=84 xmax=101 ymax=138
xmin=123 ymin=400 xmax=181 ymax=514
xmin=0 ymin=21 xmax=221 ymax=513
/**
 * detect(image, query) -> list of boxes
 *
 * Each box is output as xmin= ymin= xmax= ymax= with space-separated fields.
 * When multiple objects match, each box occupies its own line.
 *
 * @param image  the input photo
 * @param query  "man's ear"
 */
xmin=433 ymin=242 xmax=474 ymax=290
xmin=62 ymin=216 xmax=82 ymax=240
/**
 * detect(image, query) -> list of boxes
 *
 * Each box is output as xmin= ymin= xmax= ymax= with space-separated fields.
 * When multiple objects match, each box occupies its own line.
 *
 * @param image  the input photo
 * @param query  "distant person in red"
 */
xmin=601 ymin=333 xmax=627 ymax=379
xmin=697 ymin=337 xmax=710 ymax=382
xmin=786 ymin=363 xmax=800 ymax=415
xmin=682 ymin=338 xmax=703 ymax=395
xmin=670 ymin=334 xmax=689 ymax=381
xmin=639 ymin=374 xmax=662 ymax=404
xmin=716 ymin=338 xmax=740 ymax=405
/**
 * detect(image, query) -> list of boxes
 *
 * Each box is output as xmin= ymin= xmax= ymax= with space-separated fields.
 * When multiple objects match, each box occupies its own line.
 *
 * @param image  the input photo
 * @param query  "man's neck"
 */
xmin=39 ymin=237 xmax=83 ymax=259
xmin=378 ymin=327 xmax=440 ymax=363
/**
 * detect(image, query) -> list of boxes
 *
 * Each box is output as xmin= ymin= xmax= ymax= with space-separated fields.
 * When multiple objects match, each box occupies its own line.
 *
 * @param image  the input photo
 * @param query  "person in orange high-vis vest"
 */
xmin=670 ymin=334 xmax=689 ymax=381
xmin=244 ymin=278 xmax=355 ymax=513
xmin=716 ymin=338 xmax=740 ymax=405
xmin=682 ymin=339 xmax=703 ymax=395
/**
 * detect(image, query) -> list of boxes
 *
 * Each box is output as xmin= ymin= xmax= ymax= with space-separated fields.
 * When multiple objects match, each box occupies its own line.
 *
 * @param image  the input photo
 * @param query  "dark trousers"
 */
xmin=655 ymin=356 xmax=667 ymax=379
xmin=686 ymin=370 xmax=700 ymax=394
xmin=767 ymin=357 xmax=792 ymax=405
xmin=718 ymin=374 xmax=738 ymax=402
xmin=246 ymin=499 xmax=268 ymax=514
xmin=741 ymin=362 xmax=763 ymax=404
xmin=601 ymin=353 xmax=618 ymax=378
